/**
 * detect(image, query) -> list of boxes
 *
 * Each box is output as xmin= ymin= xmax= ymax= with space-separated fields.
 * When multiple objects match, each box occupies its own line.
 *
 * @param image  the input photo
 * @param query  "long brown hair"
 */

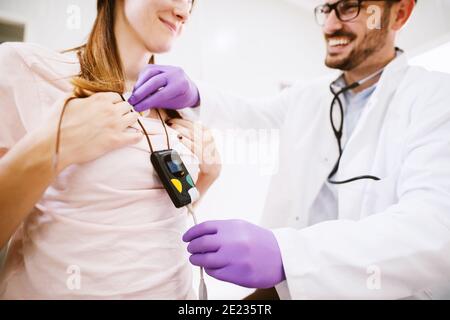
xmin=71 ymin=0 xmax=126 ymax=98
xmin=71 ymin=0 xmax=193 ymax=100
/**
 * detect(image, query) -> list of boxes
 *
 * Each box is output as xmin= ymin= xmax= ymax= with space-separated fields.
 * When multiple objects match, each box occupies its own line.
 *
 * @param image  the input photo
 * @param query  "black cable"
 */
xmin=119 ymin=94 xmax=173 ymax=154
xmin=119 ymin=94 xmax=155 ymax=154
xmin=327 ymin=82 xmax=381 ymax=185
xmin=53 ymin=97 xmax=76 ymax=171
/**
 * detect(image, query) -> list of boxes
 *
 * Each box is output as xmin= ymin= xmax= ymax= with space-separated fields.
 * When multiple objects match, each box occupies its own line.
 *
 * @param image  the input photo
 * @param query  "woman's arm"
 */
xmin=186 ymin=81 xmax=302 ymax=131
xmin=0 ymin=130 xmax=56 ymax=248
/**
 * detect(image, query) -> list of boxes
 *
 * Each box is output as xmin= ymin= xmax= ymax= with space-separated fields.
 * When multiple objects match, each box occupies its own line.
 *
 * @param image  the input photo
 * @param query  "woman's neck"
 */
xmin=114 ymin=31 xmax=160 ymax=119
xmin=114 ymin=6 xmax=153 ymax=93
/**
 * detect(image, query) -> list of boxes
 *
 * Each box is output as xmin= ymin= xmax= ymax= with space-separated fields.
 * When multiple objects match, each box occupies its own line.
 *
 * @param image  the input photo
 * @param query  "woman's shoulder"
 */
xmin=0 ymin=42 xmax=79 ymax=81
xmin=0 ymin=42 xmax=78 ymax=64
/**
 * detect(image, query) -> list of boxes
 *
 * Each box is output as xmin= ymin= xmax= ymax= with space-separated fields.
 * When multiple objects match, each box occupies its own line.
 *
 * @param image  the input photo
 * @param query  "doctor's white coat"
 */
xmin=192 ymin=54 xmax=450 ymax=299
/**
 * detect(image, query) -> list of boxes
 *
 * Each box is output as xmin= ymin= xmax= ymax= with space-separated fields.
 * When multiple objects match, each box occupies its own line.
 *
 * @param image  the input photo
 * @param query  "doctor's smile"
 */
xmin=326 ymin=31 xmax=356 ymax=52
xmin=1 ymin=0 xmax=450 ymax=303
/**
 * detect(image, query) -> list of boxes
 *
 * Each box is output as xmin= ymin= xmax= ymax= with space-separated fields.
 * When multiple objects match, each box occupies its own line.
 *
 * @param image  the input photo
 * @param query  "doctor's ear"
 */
xmin=390 ymin=0 xmax=416 ymax=31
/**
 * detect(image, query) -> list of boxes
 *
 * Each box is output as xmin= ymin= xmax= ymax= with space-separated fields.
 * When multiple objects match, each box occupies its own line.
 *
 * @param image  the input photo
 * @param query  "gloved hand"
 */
xmin=182 ymin=219 xmax=286 ymax=289
xmin=128 ymin=64 xmax=200 ymax=112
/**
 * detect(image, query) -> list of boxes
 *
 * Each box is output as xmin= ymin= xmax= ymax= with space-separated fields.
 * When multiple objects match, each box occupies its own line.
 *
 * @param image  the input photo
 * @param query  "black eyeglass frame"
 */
xmin=314 ymin=0 xmax=401 ymax=26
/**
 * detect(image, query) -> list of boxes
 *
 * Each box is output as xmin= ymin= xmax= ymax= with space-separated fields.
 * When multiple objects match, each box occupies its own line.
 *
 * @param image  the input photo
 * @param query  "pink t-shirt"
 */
xmin=0 ymin=42 xmax=199 ymax=299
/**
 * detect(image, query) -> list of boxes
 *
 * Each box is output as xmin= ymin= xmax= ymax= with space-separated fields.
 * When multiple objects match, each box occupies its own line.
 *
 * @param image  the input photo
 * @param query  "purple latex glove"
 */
xmin=128 ymin=64 xmax=200 ymax=112
xmin=182 ymin=219 xmax=286 ymax=289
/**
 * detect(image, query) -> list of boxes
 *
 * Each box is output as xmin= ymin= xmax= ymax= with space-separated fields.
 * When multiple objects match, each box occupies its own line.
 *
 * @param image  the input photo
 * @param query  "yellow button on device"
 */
xmin=171 ymin=179 xmax=183 ymax=193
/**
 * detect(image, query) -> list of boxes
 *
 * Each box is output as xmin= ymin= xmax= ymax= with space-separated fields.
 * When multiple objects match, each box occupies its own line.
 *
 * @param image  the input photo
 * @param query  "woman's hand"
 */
xmin=0 ymin=92 xmax=143 ymax=247
xmin=167 ymin=118 xmax=221 ymax=192
xmin=42 ymin=92 xmax=143 ymax=172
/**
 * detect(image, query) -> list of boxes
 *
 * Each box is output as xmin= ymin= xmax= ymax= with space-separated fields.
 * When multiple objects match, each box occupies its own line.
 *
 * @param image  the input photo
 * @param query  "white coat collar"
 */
xmin=331 ymin=48 xmax=407 ymax=91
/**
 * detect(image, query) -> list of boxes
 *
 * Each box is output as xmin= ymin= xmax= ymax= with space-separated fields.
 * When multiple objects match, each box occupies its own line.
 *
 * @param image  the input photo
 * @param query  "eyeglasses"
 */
xmin=314 ymin=0 xmax=400 ymax=26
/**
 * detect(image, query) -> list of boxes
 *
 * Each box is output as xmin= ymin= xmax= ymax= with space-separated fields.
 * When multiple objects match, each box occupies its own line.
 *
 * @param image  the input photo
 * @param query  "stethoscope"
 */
xmin=327 ymin=67 xmax=385 ymax=185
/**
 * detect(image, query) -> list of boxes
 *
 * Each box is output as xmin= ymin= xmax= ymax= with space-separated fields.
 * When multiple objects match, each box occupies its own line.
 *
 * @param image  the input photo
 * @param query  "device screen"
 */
xmin=165 ymin=152 xmax=185 ymax=177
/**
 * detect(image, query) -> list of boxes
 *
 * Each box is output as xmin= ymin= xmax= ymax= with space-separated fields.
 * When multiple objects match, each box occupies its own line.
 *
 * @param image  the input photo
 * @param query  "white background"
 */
xmin=0 ymin=0 xmax=449 ymax=299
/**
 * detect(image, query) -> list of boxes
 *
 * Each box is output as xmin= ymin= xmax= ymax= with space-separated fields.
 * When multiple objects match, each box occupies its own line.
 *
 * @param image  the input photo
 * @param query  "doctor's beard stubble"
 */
xmin=325 ymin=4 xmax=392 ymax=71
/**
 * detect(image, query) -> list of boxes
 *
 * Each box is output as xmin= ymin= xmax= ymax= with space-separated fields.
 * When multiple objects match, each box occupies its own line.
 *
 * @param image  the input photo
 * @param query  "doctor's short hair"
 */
xmin=389 ymin=0 xmax=417 ymax=6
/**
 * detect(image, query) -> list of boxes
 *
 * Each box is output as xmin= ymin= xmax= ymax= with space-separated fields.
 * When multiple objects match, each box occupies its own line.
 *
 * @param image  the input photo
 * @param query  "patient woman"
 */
xmin=0 ymin=0 xmax=220 ymax=299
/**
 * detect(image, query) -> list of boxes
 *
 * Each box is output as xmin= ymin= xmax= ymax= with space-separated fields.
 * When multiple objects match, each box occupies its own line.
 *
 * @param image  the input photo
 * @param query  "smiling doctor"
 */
xmin=129 ymin=0 xmax=450 ymax=299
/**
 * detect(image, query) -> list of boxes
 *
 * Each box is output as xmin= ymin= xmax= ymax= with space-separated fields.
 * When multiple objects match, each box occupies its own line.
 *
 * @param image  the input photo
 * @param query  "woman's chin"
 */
xmin=145 ymin=41 xmax=175 ymax=54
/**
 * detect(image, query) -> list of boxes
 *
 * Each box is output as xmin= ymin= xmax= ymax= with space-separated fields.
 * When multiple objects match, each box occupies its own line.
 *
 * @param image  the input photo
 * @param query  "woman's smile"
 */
xmin=159 ymin=17 xmax=179 ymax=35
